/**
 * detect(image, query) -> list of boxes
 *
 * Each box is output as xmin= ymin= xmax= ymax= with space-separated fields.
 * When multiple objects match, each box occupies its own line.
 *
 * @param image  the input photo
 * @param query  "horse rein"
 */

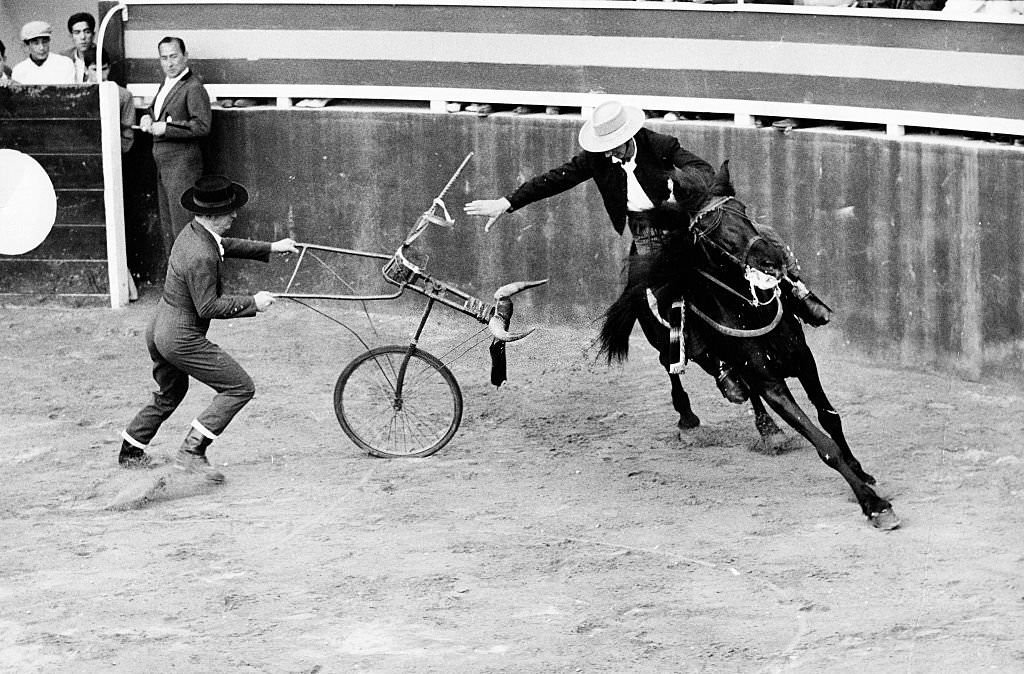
xmin=688 ymin=295 xmax=783 ymax=338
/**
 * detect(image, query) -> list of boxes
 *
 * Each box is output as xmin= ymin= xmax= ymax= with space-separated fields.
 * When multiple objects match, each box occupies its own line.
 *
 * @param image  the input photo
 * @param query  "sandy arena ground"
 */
xmin=2 ymin=296 xmax=1023 ymax=673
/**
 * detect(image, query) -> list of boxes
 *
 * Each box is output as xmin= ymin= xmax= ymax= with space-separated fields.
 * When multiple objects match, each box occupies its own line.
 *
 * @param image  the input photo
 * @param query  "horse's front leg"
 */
xmin=670 ymin=373 xmax=700 ymax=429
xmin=794 ymin=348 xmax=875 ymax=485
xmin=755 ymin=380 xmax=899 ymax=529
xmin=748 ymin=393 xmax=790 ymax=453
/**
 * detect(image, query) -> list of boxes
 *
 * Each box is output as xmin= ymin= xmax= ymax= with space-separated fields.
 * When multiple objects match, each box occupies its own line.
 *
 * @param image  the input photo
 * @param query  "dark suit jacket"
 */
xmin=161 ymin=221 xmax=271 ymax=333
xmin=148 ymin=69 xmax=212 ymax=146
xmin=505 ymin=127 xmax=714 ymax=235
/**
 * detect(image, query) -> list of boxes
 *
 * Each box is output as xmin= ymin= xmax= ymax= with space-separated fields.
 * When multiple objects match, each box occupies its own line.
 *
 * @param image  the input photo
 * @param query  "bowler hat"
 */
xmin=578 ymin=100 xmax=646 ymax=153
xmin=180 ymin=175 xmax=249 ymax=215
xmin=21 ymin=21 xmax=53 ymax=42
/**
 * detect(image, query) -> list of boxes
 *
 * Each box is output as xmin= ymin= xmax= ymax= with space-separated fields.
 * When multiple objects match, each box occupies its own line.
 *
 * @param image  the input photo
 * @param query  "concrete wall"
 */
xmin=183 ymin=108 xmax=1024 ymax=379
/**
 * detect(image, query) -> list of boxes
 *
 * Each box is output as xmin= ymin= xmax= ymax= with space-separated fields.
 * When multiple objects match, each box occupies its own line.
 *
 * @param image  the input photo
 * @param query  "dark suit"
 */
xmin=505 ymin=127 xmax=713 ymax=236
xmin=148 ymin=70 xmax=212 ymax=255
xmin=124 ymin=221 xmax=271 ymax=447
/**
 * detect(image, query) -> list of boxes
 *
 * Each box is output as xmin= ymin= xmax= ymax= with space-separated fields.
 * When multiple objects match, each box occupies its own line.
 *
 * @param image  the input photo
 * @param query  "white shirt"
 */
xmin=202 ymin=224 xmax=226 ymax=259
xmin=70 ymin=52 xmax=87 ymax=83
xmin=11 ymin=53 xmax=76 ymax=85
xmin=613 ymin=150 xmax=656 ymax=213
xmin=153 ymin=67 xmax=190 ymax=118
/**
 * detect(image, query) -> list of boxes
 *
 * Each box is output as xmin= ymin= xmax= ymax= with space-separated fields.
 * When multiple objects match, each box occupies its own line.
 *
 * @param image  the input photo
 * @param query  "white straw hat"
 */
xmin=578 ymin=100 xmax=646 ymax=152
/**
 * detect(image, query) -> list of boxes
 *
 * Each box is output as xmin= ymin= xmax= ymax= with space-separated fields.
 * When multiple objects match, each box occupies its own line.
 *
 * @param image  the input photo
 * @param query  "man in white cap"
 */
xmin=11 ymin=21 xmax=76 ymax=84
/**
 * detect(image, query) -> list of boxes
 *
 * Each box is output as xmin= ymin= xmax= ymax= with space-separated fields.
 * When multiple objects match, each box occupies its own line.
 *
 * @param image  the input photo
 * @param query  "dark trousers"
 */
xmin=124 ymin=301 xmax=255 ymax=446
xmin=153 ymin=142 xmax=203 ymax=258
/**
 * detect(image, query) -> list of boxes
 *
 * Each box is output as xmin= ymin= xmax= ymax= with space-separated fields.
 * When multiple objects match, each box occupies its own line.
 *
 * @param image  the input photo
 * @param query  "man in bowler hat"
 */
xmin=118 ymin=175 xmax=298 ymax=482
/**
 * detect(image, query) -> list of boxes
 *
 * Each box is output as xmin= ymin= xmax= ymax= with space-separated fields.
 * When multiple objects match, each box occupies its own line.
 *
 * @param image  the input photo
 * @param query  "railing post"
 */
xmin=99 ymin=81 xmax=130 ymax=308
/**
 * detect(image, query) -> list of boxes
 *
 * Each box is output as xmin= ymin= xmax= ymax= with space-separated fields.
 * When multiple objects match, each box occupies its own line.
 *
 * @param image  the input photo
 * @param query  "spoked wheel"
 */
xmin=333 ymin=345 xmax=463 ymax=458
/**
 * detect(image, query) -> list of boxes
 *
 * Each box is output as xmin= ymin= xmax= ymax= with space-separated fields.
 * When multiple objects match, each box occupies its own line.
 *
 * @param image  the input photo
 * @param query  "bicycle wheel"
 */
xmin=334 ymin=345 xmax=463 ymax=458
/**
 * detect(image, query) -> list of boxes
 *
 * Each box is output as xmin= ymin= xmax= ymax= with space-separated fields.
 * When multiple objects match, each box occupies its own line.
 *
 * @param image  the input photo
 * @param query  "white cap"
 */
xmin=21 ymin=21 xmax=53 ymax=42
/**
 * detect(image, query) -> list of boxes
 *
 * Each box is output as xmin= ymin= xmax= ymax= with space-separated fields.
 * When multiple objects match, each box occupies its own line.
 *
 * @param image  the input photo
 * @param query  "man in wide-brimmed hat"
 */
xmin=465 ymin=100 xmax=830 ymax=405
xmin=118 ymin=175 xmax=297 ymax=482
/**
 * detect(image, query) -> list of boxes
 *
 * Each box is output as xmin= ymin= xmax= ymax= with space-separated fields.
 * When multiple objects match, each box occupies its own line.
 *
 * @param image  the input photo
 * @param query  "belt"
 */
xmin=628 ymin=211 xmax=670 ymax=256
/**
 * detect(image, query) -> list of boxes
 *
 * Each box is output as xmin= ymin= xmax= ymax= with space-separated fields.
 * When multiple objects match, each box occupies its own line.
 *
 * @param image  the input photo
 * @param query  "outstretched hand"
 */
xmin=254 ymin=291 xmax=276 ymax=312
xmin=464 ymin=198 xmax=510 ymax=219
xmin=271 ymin=238 xmax=299 ymax=254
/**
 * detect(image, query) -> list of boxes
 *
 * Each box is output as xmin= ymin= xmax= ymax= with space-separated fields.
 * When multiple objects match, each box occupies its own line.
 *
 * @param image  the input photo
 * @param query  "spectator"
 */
xmin=857 ymin=0 xmax=944 ymax=7
xmin=11 ymin=21 xmax=76 ymax=85
xmin=85 ymin=45 xmax=140 ymax=301
xmin=84 ymin=46 xmax=135 ymax=153
xmin=137 ymin=36 xmax=212 ymax=258
xmin=943 ymin=0 xmax=1023 ymax=12
xmin=62 ymin=12 xmax=96 ymax=83
xmin=0 ymin=39 xmax=12 ymax=86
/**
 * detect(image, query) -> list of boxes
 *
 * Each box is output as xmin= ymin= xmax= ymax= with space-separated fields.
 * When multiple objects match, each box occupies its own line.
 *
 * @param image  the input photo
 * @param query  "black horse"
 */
xmin=598 ymin=162 xmax=899 ymax=530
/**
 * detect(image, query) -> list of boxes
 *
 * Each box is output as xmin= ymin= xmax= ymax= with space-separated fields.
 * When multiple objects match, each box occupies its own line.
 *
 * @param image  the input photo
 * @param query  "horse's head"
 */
xmin=653 ymin=161 xmax=788 ymax=305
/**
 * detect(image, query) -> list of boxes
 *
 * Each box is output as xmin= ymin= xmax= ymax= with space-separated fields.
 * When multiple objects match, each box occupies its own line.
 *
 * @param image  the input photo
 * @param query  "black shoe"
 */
xmin=716 ymin=369 xmax=749 ymax=404
xmin=118 ymin=441 xmax=153 ymax=469
xmin=796 ymin=291 xmax=832 ymax=327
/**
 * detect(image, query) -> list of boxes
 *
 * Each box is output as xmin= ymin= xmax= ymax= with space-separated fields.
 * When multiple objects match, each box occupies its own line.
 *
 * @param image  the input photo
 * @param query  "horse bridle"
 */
xmin=689 ymin=196 xmax=772 ymax=280
xmin=682 ymin=195 xmax=784 ymax=337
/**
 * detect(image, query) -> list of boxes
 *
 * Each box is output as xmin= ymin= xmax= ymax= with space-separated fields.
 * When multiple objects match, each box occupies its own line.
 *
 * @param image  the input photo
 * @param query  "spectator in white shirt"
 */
xmin=11 ymin=21 xmax=76 ymax=85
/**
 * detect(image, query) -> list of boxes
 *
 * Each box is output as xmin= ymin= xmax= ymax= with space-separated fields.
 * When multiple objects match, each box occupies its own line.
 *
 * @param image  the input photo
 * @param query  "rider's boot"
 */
xmin=787 ymin=277 xmax=832 ymax=327
xmin=174 ymin=426 xmax=225 ymax=484
xmin=715 ymin=364 xmax=749 ymax=404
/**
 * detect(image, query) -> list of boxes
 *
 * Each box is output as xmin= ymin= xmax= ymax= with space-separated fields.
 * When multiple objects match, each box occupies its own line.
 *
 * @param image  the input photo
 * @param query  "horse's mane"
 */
xmin=672 ymin=160 xmax=733 ymax=214
xmin=644 ymin=161 xmax=736 ymax=289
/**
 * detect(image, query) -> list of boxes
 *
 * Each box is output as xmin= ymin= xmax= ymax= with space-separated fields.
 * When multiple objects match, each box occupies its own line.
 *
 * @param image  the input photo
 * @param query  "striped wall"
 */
xmin=108 ymin=1 xmax=1024 ymax=135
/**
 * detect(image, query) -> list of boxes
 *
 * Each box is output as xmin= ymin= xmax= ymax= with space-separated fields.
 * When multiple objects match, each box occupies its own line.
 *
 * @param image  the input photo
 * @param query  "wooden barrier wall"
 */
xmin=197 ymin=109 xmax=1024 ymax=379
xmin=0 ymin=87 xmax=115 ymax=305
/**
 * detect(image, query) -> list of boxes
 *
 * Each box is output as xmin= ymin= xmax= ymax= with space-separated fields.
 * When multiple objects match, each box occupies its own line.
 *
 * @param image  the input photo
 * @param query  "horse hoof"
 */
xmin=750 ymin=432 xmax=797 ymax=456
xmin=677 ymin=413 xmax=701 ymax=430
xmin=870 ymin=508 xmax=901 ymax=531
xmin=860 ymin=472 xmax=877 ymax=486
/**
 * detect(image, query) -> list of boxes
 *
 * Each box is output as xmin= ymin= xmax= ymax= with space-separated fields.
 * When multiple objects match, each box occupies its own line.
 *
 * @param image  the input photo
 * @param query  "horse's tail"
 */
xmin=598 ymin=286 xmax=639 ymax=363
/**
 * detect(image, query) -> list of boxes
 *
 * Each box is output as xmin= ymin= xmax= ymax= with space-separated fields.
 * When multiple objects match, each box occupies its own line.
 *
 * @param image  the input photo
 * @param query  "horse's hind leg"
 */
xmin=670 ymin=373 xmax=701 ymax=429
xmin=795 ymin=350 xmax=875 ymax=485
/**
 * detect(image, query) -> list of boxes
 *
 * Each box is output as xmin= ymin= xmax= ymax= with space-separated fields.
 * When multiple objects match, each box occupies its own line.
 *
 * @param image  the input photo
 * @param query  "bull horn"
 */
xmin=493 ymin=278 xmax=548 ymax=300
xmin=488 ymin=315 xmax=536 ymax=343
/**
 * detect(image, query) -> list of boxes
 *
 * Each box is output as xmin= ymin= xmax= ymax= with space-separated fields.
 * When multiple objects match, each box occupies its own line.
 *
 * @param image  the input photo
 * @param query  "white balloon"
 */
xmin=0 ymin=149 xmax=57 ymax=255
